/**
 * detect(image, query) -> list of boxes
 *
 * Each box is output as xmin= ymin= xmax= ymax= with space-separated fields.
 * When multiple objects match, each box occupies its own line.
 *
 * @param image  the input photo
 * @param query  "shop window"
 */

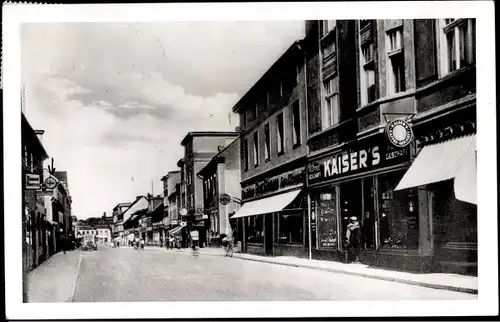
xmin=292 ymin=101 xmax=301 ymax=147
xmin=276 ymin=212 xmax=303 ymax=245
xmin=264 ymin=123 xmax=270 ymax=161
xmin=276 ymin=112 xmax=285 ymax=155
xmin=386 ymin=28 xmax=406 ymax=94
xmin=378 ymin=172 xmax=419 ymax=249
xmin=246 ymin=216 xmax=264 ymax=244
xmin=314 ymin=190 xmax=338 ymax=249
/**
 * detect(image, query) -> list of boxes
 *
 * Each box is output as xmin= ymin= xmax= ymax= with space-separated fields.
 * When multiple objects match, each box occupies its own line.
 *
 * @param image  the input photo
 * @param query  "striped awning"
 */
xmin=395 ymin=135 xmax=476 ymax=204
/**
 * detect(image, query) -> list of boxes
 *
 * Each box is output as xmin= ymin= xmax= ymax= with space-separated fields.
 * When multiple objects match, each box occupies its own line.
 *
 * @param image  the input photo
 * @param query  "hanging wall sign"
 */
xmin=26 ymin=174 xmax=41 ymax=190
xmin=219 ymin=193 xmax=231 ymax=205
xmin=385 ymin=119 xmax=413 ymax=148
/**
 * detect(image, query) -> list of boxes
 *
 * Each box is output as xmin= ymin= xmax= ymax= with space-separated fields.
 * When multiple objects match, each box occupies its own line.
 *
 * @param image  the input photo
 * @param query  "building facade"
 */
xmin=121 ymin=196 xmax=150 ymax=245
xmin=179 ymin=132 xmax=239 ymax=247
xmin=22 ymin=113 xmax=49 ymax=271
xmin=112 ymin=202 xmax=132 ymax=241
xmin=198 ymin=137 xmax=242 ymax=247
xmin=231 ymin=41 xmax=309 ymax=257
xmin=304 ymin=19 xmax=476 ymax=274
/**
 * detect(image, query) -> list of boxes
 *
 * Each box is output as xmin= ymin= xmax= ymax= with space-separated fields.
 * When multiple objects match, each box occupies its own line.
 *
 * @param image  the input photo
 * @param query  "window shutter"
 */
xmin=414 ymin=19 xmax=438 ymax=87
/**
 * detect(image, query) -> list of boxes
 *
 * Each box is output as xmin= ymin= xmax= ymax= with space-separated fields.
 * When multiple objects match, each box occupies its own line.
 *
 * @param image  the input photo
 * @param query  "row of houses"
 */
xmin=22 ymin=112 xmax=74 ymax=273
xmin=109 ymin=19 xmax=477 ymax=275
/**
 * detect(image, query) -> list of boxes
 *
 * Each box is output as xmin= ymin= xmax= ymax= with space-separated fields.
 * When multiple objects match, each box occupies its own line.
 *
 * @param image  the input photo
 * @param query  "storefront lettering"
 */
xmin=242 ymin=168 xmax=305 ymax=200
xmin=323 ymin=146 xmax=380 ymax=178
xmin=308 ymin=134 xmax=410 ymax=185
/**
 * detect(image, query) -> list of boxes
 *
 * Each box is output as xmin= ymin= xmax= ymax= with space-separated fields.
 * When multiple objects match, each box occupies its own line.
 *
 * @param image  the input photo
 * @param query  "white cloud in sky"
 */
xmin=21 ymin=21 xmax=305 ymax=219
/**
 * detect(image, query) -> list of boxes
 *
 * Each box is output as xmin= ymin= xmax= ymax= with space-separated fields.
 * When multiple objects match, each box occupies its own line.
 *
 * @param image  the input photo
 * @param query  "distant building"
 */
xmin=121 ymin=196 xmax=150 ymax=245
xmin=112 ymin=202 xmax=132 ymax=239
xmin=198 ymin=137 xmax=242 ymax=247
xmin=179 ymin=131 xmax=239 ymax=247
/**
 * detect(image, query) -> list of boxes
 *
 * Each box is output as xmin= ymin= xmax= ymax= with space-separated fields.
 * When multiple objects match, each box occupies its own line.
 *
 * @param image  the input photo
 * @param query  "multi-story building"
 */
xmin=22 ymin=113 xmax=49 ymax=271
xmin=161 ymin=171 xmax=181 ymax=227
xmin=179 ymin=132 xmax=239 ymax=247
xmin=121 ymin=195 xmax=150 ymax=245
xmin=198 ymin=137 xmax=242 ymax=247
xmin=112 ymin=202 xmax=132 ymax=240
xmin=75 ymin=221 xmax=112 ymax=244
xmin=231 ymin=40 xmax=309 ymax=257
xmin=304 ymin=19 xmax=476 ymax=274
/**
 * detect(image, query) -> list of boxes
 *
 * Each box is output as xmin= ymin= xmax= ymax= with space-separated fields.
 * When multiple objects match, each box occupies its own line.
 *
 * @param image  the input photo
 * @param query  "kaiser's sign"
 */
xmin=308 ymin=134 xmax=410 ymax=185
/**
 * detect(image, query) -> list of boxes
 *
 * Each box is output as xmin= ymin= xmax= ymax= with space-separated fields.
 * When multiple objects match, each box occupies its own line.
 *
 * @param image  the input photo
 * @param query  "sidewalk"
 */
xmin=27 ymin=250 xmax=82 ymax=302
xmin=139 ymin=245 xmax=478 ymax=294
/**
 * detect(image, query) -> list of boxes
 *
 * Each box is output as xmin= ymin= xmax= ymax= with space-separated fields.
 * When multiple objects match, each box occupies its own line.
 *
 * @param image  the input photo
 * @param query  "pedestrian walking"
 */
xmin=140 ymin=238 xmax=145 ymax=250
xmin=190 ymin=229 xmax=199 ymax=250
xmin=345 ymin=216 xmax=362 ymax=263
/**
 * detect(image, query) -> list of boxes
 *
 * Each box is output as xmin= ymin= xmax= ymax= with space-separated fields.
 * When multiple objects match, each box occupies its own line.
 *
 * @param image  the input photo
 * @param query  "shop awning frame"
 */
xmin=231 ymin=189 xmax=302 ymax=219
xmin=394 ymin=134 xmax=476 ymax=204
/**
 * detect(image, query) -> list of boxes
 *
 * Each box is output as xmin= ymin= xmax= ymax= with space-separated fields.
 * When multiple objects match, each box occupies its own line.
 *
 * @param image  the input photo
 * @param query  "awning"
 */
xmin=395 ymin=135 xmax=476 ymax=204
xmin=231 ymin=189 xmax=301 ymax=219
xmin=168 ymin=225 xmax=185 ymax=235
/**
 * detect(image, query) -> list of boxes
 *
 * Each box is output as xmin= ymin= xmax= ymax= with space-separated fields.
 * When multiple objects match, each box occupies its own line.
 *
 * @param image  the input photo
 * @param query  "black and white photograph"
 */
xmin=2 ymin=1 xmax=497 ymax=319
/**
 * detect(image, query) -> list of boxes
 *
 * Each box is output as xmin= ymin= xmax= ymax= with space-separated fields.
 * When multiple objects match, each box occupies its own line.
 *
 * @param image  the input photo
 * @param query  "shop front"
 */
xmin=306 ymin=130 xmax=429 ymax=269
xmin=232 ymin=167 xmax=307 ymax=258
xmin=396 ymin=113 xmax=477 ymax=274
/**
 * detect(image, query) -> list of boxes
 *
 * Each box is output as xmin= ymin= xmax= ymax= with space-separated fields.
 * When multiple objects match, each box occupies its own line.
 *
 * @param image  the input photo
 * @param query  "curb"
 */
xmin=183 ymin=250 xmax=479 ymax=295
xmin=69 ymin=251 xmax=83 ymax=302
xmin=121 ymin=246 xmax=478 ymax=295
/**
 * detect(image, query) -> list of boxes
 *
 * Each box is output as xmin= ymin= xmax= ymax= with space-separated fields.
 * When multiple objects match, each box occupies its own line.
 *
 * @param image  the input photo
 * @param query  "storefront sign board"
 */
xmin=308 ymin=135 xmax=410 ymax=185
xmin=242 ymin=167 xmax=305 ymax=200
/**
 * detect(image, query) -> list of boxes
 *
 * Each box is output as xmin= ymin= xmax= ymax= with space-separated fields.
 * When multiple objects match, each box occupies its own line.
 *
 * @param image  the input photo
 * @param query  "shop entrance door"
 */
xmin=339 ymin=180 xmax=362 ymax=251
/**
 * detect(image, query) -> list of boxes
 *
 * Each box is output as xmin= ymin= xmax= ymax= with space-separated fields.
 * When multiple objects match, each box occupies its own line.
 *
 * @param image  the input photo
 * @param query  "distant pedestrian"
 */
xmin=190 ymin=229 xmax=199 ymax=250
xmin=345 ymin=216 xmax=362 ymax=263
xmin=140 ymin=238 xmax=145 ymax=250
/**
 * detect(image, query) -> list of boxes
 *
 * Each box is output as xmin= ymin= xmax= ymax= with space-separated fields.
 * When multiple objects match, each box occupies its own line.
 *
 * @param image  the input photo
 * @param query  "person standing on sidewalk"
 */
xmin=345 ymin=216 xmax=361 ymax=263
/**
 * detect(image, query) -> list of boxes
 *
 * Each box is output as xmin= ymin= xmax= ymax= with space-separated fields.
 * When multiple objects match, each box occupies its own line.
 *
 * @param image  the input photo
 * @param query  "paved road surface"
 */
xmin=72 ymin=246 xmax=477 ymax=302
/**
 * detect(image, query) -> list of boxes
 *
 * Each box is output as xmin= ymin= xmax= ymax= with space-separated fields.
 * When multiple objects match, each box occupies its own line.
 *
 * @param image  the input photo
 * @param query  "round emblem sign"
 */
xmin=179 ymin=208 xmax=188 ymax=216
xmin=219 ymin=193 xmax=231 ymax=205
xmin=386 ymin=119 xmax=413 ymax=148
xmin=44 ymin=177 xmax=58 ymax=189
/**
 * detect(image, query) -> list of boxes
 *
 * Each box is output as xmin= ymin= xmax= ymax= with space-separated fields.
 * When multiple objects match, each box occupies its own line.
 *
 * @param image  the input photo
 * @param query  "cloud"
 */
xmin=118 ymin=101 xmax=155 ymax=109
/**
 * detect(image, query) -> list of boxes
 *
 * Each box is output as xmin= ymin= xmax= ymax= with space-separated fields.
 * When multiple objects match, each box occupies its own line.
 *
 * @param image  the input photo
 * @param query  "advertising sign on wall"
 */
xmin=242 ymin=167 xmax=305 ymax=200
xmin=308 ymin=134 xmax=410 ymax=185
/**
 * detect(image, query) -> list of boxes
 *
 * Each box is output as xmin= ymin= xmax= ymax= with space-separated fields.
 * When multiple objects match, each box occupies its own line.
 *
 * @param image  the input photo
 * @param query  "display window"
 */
xmin=246 ymin=215 xmax=264 ymax=244
xmin=378 ymin=171 xmax=419 ymax=249
xmin=313 ymin=189 xmax=339 ymax=249
xmin=276 ymin=212 xmax=303 ymax=244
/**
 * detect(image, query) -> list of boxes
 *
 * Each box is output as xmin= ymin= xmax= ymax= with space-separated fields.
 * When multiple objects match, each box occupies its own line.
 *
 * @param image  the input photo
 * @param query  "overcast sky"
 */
xmin=21 ymin=21 xmax=305 ymax=219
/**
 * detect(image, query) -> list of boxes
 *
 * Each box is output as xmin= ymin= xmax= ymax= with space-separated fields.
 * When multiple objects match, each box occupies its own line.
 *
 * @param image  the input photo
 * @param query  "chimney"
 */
xmin=34 ymin=130 xmax=45 ymax=143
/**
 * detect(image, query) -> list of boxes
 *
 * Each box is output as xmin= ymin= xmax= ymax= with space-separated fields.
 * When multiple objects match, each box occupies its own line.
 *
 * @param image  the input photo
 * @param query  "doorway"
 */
xmin=264 ymin=214 xmax=274 ymax=255
xmin=339 ymin=180 xmax=362 ymax=251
